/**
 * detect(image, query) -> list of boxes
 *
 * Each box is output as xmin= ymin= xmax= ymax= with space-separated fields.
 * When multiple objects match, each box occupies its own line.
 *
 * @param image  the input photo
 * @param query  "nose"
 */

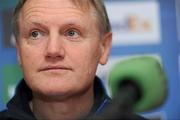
xmin=45 ymin=32 xmax=65 ymax=61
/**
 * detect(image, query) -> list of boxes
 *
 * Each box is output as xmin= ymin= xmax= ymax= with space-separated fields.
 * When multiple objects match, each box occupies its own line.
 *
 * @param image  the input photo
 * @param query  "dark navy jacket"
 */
xmin=0 ymin=77 xmax=147 ymax=120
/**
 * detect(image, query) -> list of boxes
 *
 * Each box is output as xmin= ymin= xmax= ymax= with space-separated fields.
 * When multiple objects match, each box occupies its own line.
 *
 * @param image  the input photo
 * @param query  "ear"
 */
xmin=16 ymin=41 xmax=22 ymax=66
xmin=99 ymin=32 xmax=112 ymax=65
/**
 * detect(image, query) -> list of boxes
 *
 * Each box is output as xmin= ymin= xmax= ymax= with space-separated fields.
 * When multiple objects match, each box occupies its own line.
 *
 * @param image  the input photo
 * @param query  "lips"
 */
xmin=38 ymin=65 xmax=73 ymax=72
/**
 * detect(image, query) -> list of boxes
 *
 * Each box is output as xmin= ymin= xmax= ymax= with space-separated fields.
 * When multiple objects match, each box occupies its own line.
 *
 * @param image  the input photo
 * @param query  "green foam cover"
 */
xmin=108 ymin=56 xmax=167 ymax=112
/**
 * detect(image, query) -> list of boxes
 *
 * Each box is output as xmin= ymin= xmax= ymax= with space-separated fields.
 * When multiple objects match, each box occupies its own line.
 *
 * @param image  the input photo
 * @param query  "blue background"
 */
xmin=0 ymin=0 xmax=179 ymax=119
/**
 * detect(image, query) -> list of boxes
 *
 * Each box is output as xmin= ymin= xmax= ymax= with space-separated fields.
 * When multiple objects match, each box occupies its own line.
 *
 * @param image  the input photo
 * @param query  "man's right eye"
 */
xmin=30 ymin=30 xmax=43 ymax=40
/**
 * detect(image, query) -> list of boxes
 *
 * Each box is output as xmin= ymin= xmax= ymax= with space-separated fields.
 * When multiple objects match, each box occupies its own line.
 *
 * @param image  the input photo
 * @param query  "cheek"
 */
xmin=71 ymin=42 xmax=101 ymax=75
xmin=19 ymin=47 xmax=41 ymax=73
xmin=17 ymin=39 xmax=46 ymax=66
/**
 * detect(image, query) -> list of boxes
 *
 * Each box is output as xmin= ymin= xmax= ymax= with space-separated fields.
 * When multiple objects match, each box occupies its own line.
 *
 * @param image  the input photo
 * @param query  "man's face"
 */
xmin=16 ymin=0 xmax=112 ymax=99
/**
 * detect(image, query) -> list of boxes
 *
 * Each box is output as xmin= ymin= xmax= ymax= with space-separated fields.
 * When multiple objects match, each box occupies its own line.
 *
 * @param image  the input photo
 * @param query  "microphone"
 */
xmin=83 ymin=56 xmax=167 ymax=120
xmin=108 ymin=56 xmax=167 ymax=112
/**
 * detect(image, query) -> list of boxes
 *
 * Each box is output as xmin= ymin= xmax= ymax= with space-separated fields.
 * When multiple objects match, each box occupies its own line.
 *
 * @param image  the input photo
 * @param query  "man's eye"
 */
xmin=30 ymin=30 xmax=42 ymax=40
xmin=66 ymin=29 xmax=79 ymax=38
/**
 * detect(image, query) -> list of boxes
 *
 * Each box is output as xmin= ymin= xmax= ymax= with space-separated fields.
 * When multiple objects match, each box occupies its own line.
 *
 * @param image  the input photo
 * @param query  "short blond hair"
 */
xmin=12 ymin=0 xmax=111 ymax=39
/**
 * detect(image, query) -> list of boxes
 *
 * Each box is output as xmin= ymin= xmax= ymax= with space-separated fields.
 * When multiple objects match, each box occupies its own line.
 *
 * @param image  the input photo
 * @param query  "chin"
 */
xmin=29 ymin=81 xmax=85 ymax=101
xmin=25 ymin=75 xmax=93 ymax=101
xmin=32 ymin=87 xmax=76 ymax=101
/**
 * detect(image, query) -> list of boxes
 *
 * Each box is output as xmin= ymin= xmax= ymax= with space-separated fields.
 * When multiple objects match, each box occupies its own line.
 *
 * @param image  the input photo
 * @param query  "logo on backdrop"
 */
xmin=105 ymin=1 xmax=161 ymax=46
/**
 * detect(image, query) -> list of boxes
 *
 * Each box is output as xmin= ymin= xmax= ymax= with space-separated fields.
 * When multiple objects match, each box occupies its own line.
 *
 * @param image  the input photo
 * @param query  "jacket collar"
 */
xmin=6 ymin=76 xmax=110 ymax=120
xmin=6 ymin=80 xmax=35 ymax=120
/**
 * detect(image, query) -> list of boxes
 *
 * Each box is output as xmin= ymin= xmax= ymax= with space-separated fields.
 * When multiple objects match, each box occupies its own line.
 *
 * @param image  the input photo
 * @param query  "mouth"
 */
xmin=39 ymin=65 xmax=73 ymax=72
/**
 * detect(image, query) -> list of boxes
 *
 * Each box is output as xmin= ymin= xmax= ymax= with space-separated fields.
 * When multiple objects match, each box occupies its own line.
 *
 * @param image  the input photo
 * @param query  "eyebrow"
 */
xmin=29 ymin=21 xmax=49 ymax=30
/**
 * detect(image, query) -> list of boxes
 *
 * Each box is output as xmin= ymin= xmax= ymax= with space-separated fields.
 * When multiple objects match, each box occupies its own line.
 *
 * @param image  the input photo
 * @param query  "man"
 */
xmin=0 ymin=0 xmax=147 ymax=120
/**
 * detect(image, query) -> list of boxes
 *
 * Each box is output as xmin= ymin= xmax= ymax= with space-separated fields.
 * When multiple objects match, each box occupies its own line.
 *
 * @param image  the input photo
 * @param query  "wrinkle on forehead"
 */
xmin=22 ymin=0 xmax=93 ymax=14
xmin=22 ymin=8 xmax=86 ymax=24
xmin=20 ymin=0 xmax=96 ymax=23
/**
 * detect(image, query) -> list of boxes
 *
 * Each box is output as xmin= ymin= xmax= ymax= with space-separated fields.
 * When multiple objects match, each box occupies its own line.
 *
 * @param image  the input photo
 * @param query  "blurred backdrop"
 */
xmin=0 ymin=0 xmax=179 ymax=119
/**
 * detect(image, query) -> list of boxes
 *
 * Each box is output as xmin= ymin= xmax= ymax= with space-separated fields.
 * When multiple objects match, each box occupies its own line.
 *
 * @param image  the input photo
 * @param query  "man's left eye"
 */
xmin=66 ymin=29 xmax=79 ymax=38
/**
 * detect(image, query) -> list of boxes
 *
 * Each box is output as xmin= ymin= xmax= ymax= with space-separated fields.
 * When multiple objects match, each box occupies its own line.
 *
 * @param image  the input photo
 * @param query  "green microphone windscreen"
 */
xmin=108 ymin=56 xmax=167 ymax=112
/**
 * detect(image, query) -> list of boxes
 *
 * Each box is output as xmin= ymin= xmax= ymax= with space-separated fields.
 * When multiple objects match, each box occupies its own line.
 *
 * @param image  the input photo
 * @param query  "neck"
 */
xmin=30 ymin=86 xmax=94 ymax=120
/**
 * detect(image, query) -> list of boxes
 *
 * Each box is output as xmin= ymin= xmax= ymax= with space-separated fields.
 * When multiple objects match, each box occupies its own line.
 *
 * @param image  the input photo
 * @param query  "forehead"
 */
xmin=24 ymin=0 xmax=76 ymax=9
xmin=21 ymin=0 xmax=93 ymax=16
xmin=20 ymin=0 xmax=96 ymax=24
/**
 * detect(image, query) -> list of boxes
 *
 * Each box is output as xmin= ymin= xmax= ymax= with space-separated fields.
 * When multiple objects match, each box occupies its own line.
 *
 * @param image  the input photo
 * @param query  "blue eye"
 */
xmin=30 ymin=30 xmax=42 ymax=40
xmin=66 ymin=29 xmax=79 ymax=38
xmin=68 ymin=30 xmax=76 ymax=36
